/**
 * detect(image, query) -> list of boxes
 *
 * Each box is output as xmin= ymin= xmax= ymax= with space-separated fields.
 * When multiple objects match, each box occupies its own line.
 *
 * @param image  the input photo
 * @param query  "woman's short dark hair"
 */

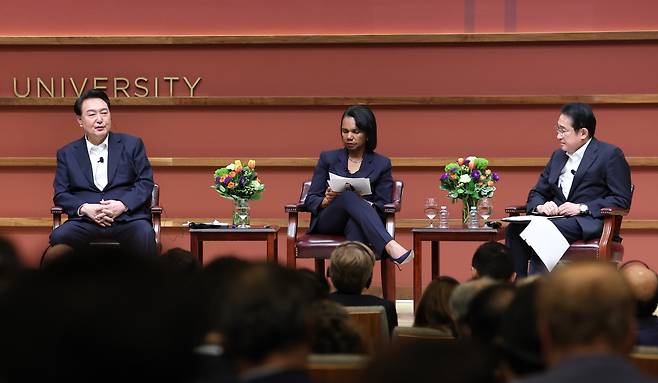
xmin=560 ymin=103 xmax=596 ymax=138
xmin=74 ymin=89 xmax=111 ymax=116
xmin=341 ymin=105 xmax=378 ymax=152
xmin=414 ymin=276 xmax=459 ymax=334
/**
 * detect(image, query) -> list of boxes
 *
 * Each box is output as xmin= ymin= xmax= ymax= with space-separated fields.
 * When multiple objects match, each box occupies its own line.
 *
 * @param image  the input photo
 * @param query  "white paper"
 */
xmin=519 ymin=217 xmax=570 ymax=272
xmin=328 ymin=173 xmax=372 ymax=195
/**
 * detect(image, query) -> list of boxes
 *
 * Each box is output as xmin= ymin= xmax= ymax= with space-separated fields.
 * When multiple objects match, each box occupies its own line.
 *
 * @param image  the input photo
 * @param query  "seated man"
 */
xmin=471 ymin=241 xmax=516 ymax=282
xmin=327 ymin=241 xmax=398 ymax=334
xmin=506 ymin=103 xmax=632 ymax=277
xmin=48 ymin=89 xmax=156 ymax=257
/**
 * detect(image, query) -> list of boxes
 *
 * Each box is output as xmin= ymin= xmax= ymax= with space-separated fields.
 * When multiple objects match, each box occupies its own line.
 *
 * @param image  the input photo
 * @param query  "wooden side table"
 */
xmin=411 ymin=227 xmax=504 ymax=308
xmin=189 ymin=226 xmax=279 ymax=264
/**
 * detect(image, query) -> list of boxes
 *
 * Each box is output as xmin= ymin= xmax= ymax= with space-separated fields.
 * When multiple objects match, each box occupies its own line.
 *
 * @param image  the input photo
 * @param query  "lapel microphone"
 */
xmin=98 ymin=157 xmax=104 ymax=164
xmin=570 ymin=169 xmax=576 ymax=175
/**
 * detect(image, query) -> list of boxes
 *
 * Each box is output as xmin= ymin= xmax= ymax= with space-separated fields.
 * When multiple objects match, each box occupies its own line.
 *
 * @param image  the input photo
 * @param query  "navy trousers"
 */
xmin=312 ymin=190 xmax=393 ymax=258
xmin=50 ymin=218 xmax=157 ymax=257
xmin=506 ymin=217 xmax=583 ymax=277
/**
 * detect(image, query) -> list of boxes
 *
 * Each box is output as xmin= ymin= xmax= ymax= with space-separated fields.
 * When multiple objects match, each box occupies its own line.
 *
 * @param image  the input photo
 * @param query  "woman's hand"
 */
xmin=320 ymin=187 xmax=341 ymax=209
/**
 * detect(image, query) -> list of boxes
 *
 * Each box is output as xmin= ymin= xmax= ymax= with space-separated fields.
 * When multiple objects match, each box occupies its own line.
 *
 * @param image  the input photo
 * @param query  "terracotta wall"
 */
xmin=1 ymin=1 xmax=657 ymax=295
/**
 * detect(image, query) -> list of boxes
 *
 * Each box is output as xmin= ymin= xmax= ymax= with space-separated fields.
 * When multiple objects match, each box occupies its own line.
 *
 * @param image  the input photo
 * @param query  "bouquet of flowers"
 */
xmin=439 ymin=156 xmax=500 ymax=221
xmin=212 ymin=159 xmax=265 ymax=201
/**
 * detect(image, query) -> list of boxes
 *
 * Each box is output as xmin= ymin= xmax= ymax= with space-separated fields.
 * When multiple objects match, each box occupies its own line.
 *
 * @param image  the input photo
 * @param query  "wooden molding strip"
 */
xmin=2 ymin=157 xmax=658 ymax=168
xmin=4 ymin=95 xmax=658 ymax=107
xmin=2 ymin=217 xmax=657 ymax=230
xmin=2 ymin=31 xmax=658 ymax=45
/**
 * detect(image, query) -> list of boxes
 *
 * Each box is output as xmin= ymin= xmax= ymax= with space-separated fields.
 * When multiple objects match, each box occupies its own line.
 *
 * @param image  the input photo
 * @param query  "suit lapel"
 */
xmin=358 ymin=152 xmax=376 ymax=178
xmin=106 ymin=133 xmax=123 ymax=186
xmin=73 ymin=137 xmax=95 ymax=188
xmin=568 ymin=138 xmax=599 ymax=199
xmin=548 ymin=151 xmax=568 ymax=186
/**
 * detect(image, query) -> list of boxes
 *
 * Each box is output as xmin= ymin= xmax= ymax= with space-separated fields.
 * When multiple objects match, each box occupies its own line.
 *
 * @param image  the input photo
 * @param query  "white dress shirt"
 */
xmin=85 ymin=135 xmax=109 ymax=191
xmin=558 ymin=138 xmax=591 ymax=199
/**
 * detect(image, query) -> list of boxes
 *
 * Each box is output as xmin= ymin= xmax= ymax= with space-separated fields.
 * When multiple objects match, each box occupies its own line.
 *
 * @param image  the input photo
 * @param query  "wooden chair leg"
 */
xmin=381 ymin=258 xmax=396 ymax=302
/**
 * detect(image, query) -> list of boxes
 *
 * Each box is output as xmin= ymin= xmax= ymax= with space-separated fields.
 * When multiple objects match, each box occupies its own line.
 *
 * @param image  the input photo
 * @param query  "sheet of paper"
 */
xmin=519 ymin=217 xmax=570 ymax=272
xmin=328 ymin=173 xmax=372 ymax=195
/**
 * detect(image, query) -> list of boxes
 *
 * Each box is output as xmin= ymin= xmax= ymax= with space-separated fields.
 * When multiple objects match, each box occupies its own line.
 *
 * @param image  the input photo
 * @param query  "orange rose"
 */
xmin=227 ymin=182 xmax=236 ymax=188
xmin=248 ymin=159 xmax=256 ymax=169
xmin=229 ymin=171 xmax=236 ymax=177
xmin=457 ymin=158 xmax=464 ymax=165
xmin=219 ymin=175 xmax=227 ymax=183
xmin=487 ymin=180 xmax=494 ymax=186
xmin=468 ymin=161 xmax=476 ymax=170
xmin=235 ymin=165 xmax=243 ymax=173
xmin=450 ymin=174 xmax=457 ymax=180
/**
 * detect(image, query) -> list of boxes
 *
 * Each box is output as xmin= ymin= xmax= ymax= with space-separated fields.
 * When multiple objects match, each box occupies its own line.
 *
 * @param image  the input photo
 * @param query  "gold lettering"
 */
xmin=12 ymin=77 xmax=30 ymax=97
xmin=154 ymin=77 xmax=159 ymax=97
xmin=134 ymin=77 xmax=149 ymax=97
xmin=60 ymin=78 xmax=65 ymax=97
xmin=69 ymin=78 xmax=88 ymax=97
xmin=114 ymin=77 xmax=130 ymax=97
xmin=163 ymin=76 xmax=179 ymax=97
xmin=37 ymin=77 xmax=54 ymax=97
xmin=93 ymin=77 xmax=108 ymax=90
xmin=183 ymin=76 xmax=202 ymax=97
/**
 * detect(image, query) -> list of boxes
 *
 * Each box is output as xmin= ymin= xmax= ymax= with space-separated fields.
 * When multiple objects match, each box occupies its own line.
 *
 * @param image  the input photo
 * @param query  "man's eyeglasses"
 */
xmin=556 ymin=126 xmax=572 ymax=137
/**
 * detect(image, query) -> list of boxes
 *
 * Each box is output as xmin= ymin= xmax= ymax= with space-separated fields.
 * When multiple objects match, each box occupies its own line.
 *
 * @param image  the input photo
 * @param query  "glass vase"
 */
xmin=233 ymin=198 xmax=251 ymax=228
xmin=462 ymin=198 xmax=476 ymax=227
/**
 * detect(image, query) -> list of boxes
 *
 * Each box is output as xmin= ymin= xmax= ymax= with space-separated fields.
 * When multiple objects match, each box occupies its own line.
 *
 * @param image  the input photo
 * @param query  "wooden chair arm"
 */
xmin=51 ymin=206 xmax=63 ymax=229
xmin=505 ymin=205 xmax=527 ymax=215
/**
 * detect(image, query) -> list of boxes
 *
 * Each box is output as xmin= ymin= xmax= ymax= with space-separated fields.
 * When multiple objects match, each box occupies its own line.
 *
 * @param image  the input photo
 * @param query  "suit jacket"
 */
xmin=53 ymin=132 xmax=154 ymax=222
xmin=517 ymin=354 xmax=656 ymax=383
xmin=526 ymin=138 xmax=632 ymax=240
xmin=304 ymin=149 xmax=393 ymax=232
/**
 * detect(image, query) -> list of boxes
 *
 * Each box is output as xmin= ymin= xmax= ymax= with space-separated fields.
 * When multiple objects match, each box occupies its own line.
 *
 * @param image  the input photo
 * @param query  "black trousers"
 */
xmin=50 ymin=218 xmax=157 ymax=257
xmin=506 ymin=217 xmax=582 ymax=277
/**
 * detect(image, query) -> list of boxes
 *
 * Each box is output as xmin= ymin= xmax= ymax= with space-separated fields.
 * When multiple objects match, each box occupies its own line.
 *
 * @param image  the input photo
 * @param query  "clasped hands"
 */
xmin=81 ymin=200 xmax=127 ymax=227
xmin=536 ymin=201 xmax=581 ymax=217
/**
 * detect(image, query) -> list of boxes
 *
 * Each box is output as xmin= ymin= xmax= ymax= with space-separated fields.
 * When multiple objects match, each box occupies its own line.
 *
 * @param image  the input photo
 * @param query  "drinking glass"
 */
xmin=424 ymin=198 xmax=439 ymax=227
xmin=477 ymin=197 xmax=493 ymax=227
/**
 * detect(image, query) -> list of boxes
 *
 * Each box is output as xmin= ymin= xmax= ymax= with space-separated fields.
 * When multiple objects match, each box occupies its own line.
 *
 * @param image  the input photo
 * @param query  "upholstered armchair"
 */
xmin=285 ymin=180 xmax=403 ymax=301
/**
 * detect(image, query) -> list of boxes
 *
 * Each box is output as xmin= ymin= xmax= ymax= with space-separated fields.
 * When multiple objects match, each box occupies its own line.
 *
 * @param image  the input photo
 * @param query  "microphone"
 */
xmin=570 ymin=169 xmax=576 ymax=175
xmin=98 ymin=157 xmax=104 ymax=164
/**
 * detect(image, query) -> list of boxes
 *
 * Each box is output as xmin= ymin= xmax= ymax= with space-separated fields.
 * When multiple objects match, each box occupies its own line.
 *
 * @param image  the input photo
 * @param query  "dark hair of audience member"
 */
xmin=464 ymin=283 xmax=516 ymax=344
xmin=197 ymin=256 xmax=253 ymax=340
xmin=0 ymin=249 xmax=201 ymax=383
xmin=73 ymin=88 xmax=111 ymax=116
xmin=497 ymin=280 xmax=545 ymax=379
xmin=221 ymin=263 xmax=312 ymax=364
xmin=414 ymin=276 xmax=459 ymax=336
xmin=472 ymin=241 xmax=515 ymax=281
xmin=364 ymin=341 xmax=497 ymax=383
xmin=297 ymin=268 xmax=330 ymax=301
xmin=328 ymin=241 xmax=375 ymax=294
xmin=160 ymin=247 xmax=201 ymax=274
xmin=307 ymin=300 xmax=365 ymax=354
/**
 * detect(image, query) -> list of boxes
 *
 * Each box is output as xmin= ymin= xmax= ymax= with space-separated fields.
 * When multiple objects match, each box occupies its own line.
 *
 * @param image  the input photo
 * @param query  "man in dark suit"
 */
xmin=506 ymin=103 xmax=632 ymax=277
xmin=517 ymin=262 xmax=655 ymax=383
xmin=48 ymin=89 xmax=156 ymax=257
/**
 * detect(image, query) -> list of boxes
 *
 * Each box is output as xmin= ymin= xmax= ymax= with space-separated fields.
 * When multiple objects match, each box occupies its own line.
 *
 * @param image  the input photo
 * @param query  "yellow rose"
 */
xmin=248 ymin=159 xmax=256 ymax=169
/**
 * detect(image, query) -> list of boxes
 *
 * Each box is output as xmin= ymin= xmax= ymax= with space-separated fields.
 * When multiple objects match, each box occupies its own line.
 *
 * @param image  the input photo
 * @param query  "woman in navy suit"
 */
xmin=304 ymin=105 xmax=413 ymax=266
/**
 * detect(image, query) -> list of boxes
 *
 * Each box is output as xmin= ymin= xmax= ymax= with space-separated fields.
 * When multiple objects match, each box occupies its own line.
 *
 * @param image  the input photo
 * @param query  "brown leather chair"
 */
xmin=285 ymin=180 xmax=403 ymax=301
xmin=50 ymin=183 xmax=163 ymax=255
xmin=505 ymin=185 xmax=633 ymax=264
